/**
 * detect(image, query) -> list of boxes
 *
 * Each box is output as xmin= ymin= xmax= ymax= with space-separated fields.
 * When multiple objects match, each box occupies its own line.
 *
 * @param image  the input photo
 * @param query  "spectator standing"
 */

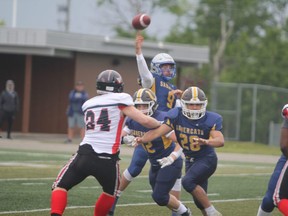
xmin=65 ymin=81 xmax=89 ymax=143
xmin=0 ymin=80 xmax=19 ymax=139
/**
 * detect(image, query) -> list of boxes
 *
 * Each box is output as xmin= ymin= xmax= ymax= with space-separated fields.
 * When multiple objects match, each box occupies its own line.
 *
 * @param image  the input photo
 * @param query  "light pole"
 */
xmin=57 ymin=0 xmax=71 ymax=32
xmin=12 ymin=0 xmax=18 ymax=27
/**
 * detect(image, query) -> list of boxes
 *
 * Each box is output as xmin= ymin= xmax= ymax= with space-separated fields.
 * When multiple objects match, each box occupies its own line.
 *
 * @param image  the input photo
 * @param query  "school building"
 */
xmin=0 ymin=27 xmax=209 ymax=134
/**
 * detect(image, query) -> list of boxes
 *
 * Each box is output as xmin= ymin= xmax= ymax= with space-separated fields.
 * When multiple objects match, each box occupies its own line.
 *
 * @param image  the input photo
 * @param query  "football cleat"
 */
xmin=208 ymin=211 xmax=222 ymax=216
xmin=181 ymin=207 xmax=192 ymax=216
xmin=106 ymin=211 xmax=114 ymax=216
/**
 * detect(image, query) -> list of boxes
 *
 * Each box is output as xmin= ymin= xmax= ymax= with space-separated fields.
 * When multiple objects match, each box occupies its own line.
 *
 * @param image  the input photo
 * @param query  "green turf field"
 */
xmin=0 ymin=141 xmax=283 ymax=216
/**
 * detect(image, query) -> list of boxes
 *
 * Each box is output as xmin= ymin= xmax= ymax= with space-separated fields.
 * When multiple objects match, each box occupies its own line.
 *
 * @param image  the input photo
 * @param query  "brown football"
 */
xmin=132 ymin=13 xmax=151 ymax=30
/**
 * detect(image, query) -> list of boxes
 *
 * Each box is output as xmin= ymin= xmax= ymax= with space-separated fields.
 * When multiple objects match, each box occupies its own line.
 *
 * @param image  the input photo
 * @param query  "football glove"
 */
xmin=157 ymin=155 xmax=175 ymax=168
xmin=122 ymin=135 xmax=135 ymax=146
xmin=157 ymin=148 xmax=183 ymax=168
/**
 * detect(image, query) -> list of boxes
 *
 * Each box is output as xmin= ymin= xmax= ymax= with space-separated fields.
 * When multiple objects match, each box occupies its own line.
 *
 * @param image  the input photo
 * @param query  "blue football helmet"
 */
xmin=133 ymin=88 xmax=158 ymax=116
xmin=181 ymin=86 xmax=208 ymax=120
xmin=150 ymin=53 xmax=176 ymax=81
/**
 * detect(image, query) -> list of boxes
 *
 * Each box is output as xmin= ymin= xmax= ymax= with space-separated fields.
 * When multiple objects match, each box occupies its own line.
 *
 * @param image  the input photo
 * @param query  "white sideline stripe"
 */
xmin=79 ymin=186 xmax=101 ymax=189
xmin=135 ymin=190 xmax=219 ymax=197
xmin=0 ymin=162 xmax=49 ymax=168
xmin=0 ymin=151 xmax=70 ymax=158
xmin=0 ymin=197 xmax=262 ymax=214
xmin=214 ymin=173 xmax=271 ymax=177
xmin=21 ymin=182 xmax=46 ymax=185
xmin=0 ymin=177 xmax=55 ymax=181
xmin=0 ymin=172 xmax=271 ymax=182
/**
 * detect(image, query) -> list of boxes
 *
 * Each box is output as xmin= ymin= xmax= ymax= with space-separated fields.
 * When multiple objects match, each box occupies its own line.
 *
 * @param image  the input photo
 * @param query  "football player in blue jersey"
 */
xmin=257 ymin=104 xmax=288 ymax=216
xmin=108 ymin=88 xmax=191 ymax=216
xmin=136 ymin=86 xmax=224 ymax=216
xmin=135 ymin=31 xmax=183 ymax=112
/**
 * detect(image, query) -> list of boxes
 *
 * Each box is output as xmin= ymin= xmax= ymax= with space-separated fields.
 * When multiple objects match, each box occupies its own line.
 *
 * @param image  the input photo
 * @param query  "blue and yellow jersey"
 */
xmin=165 ymin=107 xmax=223 ymax=159
xmin=125 ymin=110 xmax=175 ymax=165
xmin=150 ymin=74 xmax=177 ymax=112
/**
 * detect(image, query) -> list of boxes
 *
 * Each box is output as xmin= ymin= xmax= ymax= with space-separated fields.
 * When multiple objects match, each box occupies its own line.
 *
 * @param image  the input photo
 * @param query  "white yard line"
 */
xmin=0 ymin=197 xmax=262 ymax=214
xmin=0 ymin=172 xmax=272 ymax=182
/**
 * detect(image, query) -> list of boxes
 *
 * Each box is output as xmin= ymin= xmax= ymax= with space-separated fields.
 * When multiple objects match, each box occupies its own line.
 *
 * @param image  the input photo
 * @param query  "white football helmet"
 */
xmin=150 ymin=53 xmax=176 ymax=81
xmin=133 ymin=88 xmax=158 ymax=116
xmin=181 ymin=86 xmax=208 ymax=120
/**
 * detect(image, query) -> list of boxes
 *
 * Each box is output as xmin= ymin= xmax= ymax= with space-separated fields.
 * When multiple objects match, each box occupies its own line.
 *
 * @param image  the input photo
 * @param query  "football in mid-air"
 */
xmin=132 ymin=13 xmax=151 ymax=30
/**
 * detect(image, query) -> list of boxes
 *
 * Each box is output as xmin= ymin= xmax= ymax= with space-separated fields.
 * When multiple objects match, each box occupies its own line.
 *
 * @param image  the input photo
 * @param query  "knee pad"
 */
xmin=152 ymin=191 xmax=169 ymax=206
xmin=127 ymin=161 xmax=145 ymax=177
xmin=123 ymin=169 xmax=134 ymax=181
xmin=261 ymin=195 xmax=275 ymax=212
xmin=182 ymin=175 xmax=197 ymax=192
xmin=171 ymin=178 xmax=182 ymax=192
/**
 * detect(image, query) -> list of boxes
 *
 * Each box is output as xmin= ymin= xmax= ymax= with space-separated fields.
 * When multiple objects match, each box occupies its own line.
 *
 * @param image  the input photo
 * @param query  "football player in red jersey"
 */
xmin=136 ymin=86 xmax=224 ymax=216
xmin=50 ymin=70 xmax=161 ymax=216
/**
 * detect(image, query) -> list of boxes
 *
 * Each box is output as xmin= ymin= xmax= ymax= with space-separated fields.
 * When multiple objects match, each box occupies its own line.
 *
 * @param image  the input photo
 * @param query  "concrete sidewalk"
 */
xmin=0 ymin=132 xmax=280 ymax=164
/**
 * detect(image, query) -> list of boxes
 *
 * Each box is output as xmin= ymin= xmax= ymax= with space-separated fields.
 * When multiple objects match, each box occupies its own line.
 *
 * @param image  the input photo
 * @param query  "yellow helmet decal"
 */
xmin=136 ymin=88 xmax=144 ymax=102
xmin=192 ymin=87 xmax=198 ymax=101
xmin=146 ymin=89 xmax=155 ymax=100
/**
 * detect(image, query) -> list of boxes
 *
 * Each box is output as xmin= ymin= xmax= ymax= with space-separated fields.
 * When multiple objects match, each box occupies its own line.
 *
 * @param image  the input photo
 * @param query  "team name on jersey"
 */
xmin=176 ymin=125 xmax=204 ymax=135
xmin=160 ymin=81 xmax=174 ymax=90
xmin=130 ymin=130 xmax=146 ymax=137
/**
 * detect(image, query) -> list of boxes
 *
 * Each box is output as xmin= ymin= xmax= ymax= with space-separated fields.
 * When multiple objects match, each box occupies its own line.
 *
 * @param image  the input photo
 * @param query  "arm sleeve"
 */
xmin=175 ymin=99 xmax=182 ymax=107
xmin=136 ymin=54 xmax=154 ymax=88
xmin=123 ymin=125 xmax=131 ymax=134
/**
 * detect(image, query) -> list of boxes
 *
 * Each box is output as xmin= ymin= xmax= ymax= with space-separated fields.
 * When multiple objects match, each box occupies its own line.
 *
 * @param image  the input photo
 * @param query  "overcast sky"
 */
xmin=0 ymin=0 xmax=175 ymax=39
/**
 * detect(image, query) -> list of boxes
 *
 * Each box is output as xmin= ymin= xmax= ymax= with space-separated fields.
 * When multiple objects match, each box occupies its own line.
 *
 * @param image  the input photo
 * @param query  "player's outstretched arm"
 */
xmin=135 ymin=31 xmax=153 ymax=88
xmin=135 ymin=31 xmax=143 ymax=56
xmin=122 ymin=106 xmax=160 ymax=129
xmin=137 ymin=124 xmax=172 ymax=144
xmin=193 ymin=130 xmax=224 ymax=148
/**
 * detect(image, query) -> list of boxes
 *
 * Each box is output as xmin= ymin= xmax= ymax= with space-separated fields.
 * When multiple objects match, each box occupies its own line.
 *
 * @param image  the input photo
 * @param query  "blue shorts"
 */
xmin=68 ymin=113 xmax=85 ymax=128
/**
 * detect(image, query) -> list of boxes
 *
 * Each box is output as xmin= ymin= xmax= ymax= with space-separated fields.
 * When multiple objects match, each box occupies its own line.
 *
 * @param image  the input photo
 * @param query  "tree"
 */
xmin=95 ymin=0 xmax=288 ymax=86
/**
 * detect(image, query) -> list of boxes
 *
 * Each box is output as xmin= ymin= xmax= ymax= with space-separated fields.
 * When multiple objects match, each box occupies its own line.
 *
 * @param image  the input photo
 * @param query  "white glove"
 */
xmin=157 ymin=155 xmax=175 ymax=168
xmin=122 ymin=135 xmax=135 ymax=146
